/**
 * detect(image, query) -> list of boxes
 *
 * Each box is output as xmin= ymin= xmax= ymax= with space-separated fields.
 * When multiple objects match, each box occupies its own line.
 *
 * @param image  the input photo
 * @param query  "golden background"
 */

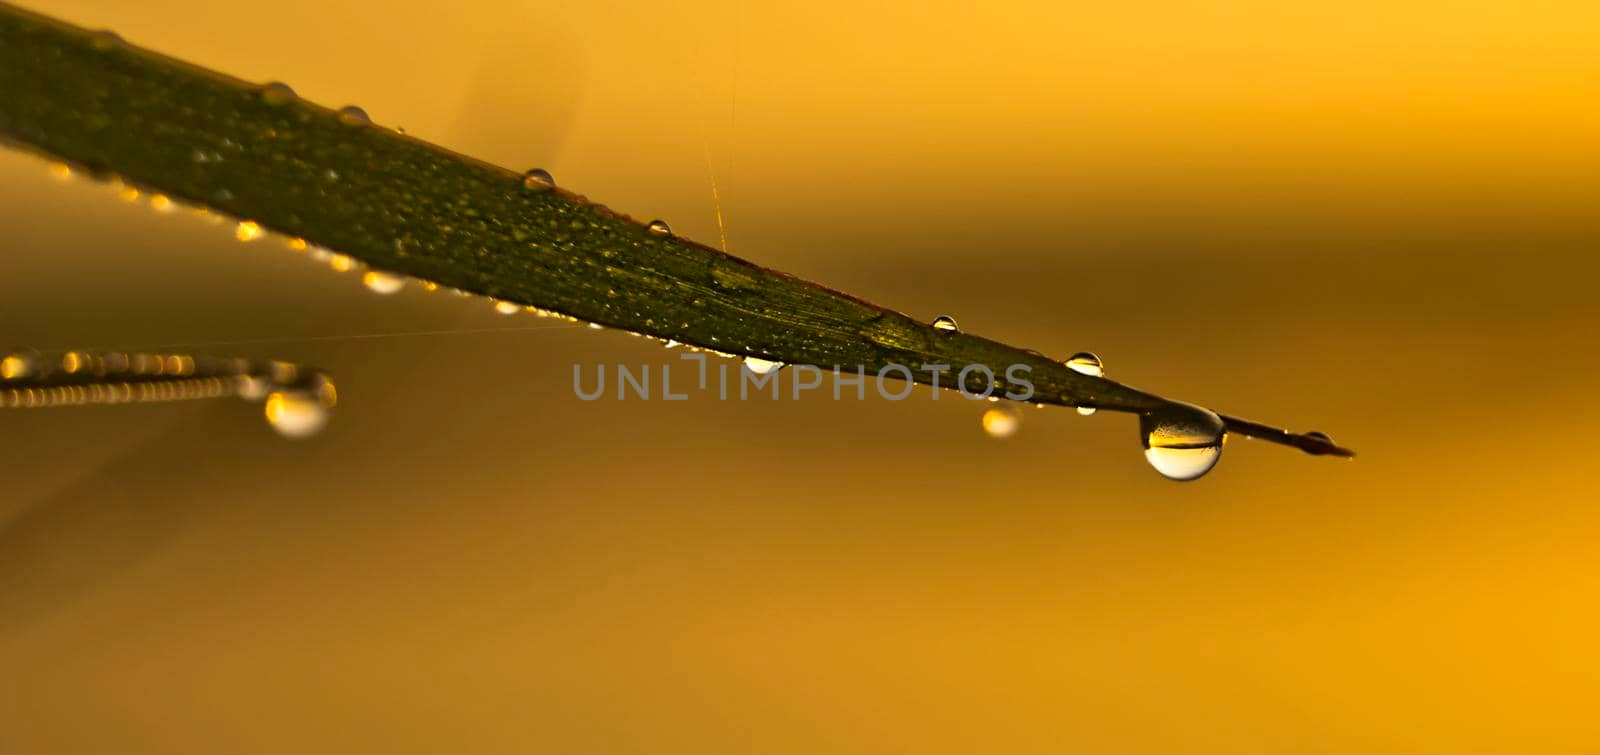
xmin=3 ymin=0 xmax=1598 ymax=751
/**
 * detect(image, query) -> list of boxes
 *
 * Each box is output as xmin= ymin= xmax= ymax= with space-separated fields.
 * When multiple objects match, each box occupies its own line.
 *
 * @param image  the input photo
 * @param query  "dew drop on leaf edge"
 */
xmin=336 ymin=105 xmax=371 ymax=125
xmin=1064 ymin=351 xmax=1104 ymax=415
xmin=362 ymin=270 xmax=406 ymax=295
xmin=522 ymin=168 xmax=555 ymax=189
xmin=1140 ymin=401 xmax=1226 ymax=481
xmin=742 ymin=356 xmax=784 ymax=375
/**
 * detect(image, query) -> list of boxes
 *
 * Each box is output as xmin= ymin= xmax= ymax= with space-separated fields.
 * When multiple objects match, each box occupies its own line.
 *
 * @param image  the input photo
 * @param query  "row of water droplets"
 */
xmin=1 ymin=347 xmax=335 ymax=439
xmin=41 ymin=79 xmax=1289 ymax=479
xmin=45 ymin=154 xmax=1239 ymax=477
xmin=934 ymin=314 xmax=1247 ymax=481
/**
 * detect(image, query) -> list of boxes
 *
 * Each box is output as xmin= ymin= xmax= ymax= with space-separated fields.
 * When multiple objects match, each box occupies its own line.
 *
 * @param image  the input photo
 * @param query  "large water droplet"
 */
xmin=647 ymin=219 xmax=672 ymax=236
xmin=336 ymin=105 xmax=371 ymax=125
xmin=1305 ymin=430 xmax=1334 ymax=444
xmin=1140 ymin=401 xmax=1226 ymax=481
xmin=259 ymin=81 xmax=297 ymax=105
xmin=932 ymin=315 xmax=960 ymax=333
xmin=264 ymin=390 xmax=330 ymax=439
xmin=981 ymin=405 xmax=1022 ymax=438
xmin=1064 ymin=351 xmax=1104 ymax=415
xmin=362 ymin=270 xmax=406 ymax=295
xmin=522 ymin=168 xmax=555 ymax=189
xmin=742 ymin=356 xmax=784 ymax=375
xmin=235 ymin=221 xmax=263 ymax=242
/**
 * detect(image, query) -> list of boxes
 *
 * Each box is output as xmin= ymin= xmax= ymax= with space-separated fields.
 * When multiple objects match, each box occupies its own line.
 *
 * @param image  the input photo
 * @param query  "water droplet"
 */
xmin=742 ymin=356 xmax=784 ymax=375
xmin=932 ymin=315 xmax=960 ymax=333
xmin=1064 ymin=352 xmax=1105 ymax=415
xmin=1140 ymin=401 xmax=1226 ymax=482
xmin=259 ymin=81 xmax=297 ymax=105
xmin=2 ymin=351 xmax=38 ymax=380
xmin=663 ymin=340 xmax=682 ymax=349
xmin=336 ymin=105 xmax=371 ymax=125
xmin=118 ymin=185 xmax=140 ymax=203
xmin=328 ymin=254 xmax=354 ymax=273
xmin=981 ymin=405 xmax=1023 ymax=438
xmin=60 ymin=351 xmax=87 ymax=374
xmin=362 ymin=270 xmax=406 ymax=295
xmin=522 ymin=168 xmax=555 ymax=189
xmin=1305 ymin=431 xmax=1333 ymax=444
xmin=90 ymin=30 xmax=123 ymax=51
xmin=1065 ymin=351 xmax=1103 ymax=377
xmin=236 ymin=374 xmax=270 ymax=401
xmin=235 ymin=221 xmax=263 ymax=242
xmin=48 ymin=162 xmax=72 ymax=180
xmin=149 ymin=194 xmax=173 ymax=212
xmin=264 ymin=391 xmax=330 ymax=439
xmin=647 ymin=219 xmax=672 ymax=236
xmin=493 ymin=300 xmax=522 ymax=315
xmin=588 ymin=323 xmax=604 ymax=330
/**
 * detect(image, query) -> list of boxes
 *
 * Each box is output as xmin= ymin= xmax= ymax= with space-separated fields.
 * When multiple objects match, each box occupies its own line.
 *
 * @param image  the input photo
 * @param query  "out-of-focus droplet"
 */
xmin=264 ymin=391 xmax=330 ymax=439
xmin=2 ymin=351 xmax=38 ymax=380
xmin=647 ymin=219 xmax=672 ymax=236
xmin=522 ymin=169 xmax=555 ymax=189
xmin=328 ymin=254 xmax=354 ymax=272
xmin=259 ymin=81 xmax=297 ymax=105
xmin=362 ymin=270 xmax=405 ymax=295
xmin=300 ymin=372 xmax=339 ymax=408
xmin=336 ymin=105 xmax=371 ymax=125
xmin=286 ymin=237 xmax=308 ymax=251
xmin=742 ymin=356 xmax=784 ymax=375
xmin=60 ymin=351 xmax=86 ymax=374
xmin=588 ymin=323 xmax=604 ymax=330
xmin=981 ymin=405 xmax=1023 ymax=438
xmin=48 ymin=162 xmax=72 ymax=180
xmin=932 ymin=315 xmax=960 ymax=333
xmin=1064 ymin=351 xmax=1105 ymax=415
xmin=1140 ymin=401 xmax=1226 ymax=482
xmin=235 ymin=221 xmax=263 ymax=242
xmin=237 ymin=374 xmax=270 ymax=401
xmin=268 ymin=360 xmax=299 ymax=384
xmin=663 ymin=340 xmax=681 ymax=349
xmin=118 ymin=185 xmax=140 ymax=203
xmin=149 ymin=194 xmax=173 ymax=212
xmin=494 ymin=300 xmax=521 ymax=315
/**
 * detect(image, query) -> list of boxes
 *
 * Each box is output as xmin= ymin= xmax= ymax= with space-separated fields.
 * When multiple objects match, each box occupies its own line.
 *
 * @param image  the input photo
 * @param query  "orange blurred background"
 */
xmin=2 ymin=0 xmax=1598 ymax=751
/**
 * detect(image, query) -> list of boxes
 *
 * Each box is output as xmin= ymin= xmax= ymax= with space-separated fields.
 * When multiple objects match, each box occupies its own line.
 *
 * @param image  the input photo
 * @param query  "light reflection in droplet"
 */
xmin=1140 ymin=401 xmax=1226 ymax=481
xmin=362 ymin=270 xmax=406 ymax=295
xmin=264 ymin=391 xmax=330 ymax=439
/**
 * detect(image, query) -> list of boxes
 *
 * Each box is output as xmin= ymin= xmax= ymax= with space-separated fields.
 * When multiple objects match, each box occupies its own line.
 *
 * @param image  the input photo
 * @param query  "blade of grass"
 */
xmin=0 ymin=1 xmax=1352 ymax=458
